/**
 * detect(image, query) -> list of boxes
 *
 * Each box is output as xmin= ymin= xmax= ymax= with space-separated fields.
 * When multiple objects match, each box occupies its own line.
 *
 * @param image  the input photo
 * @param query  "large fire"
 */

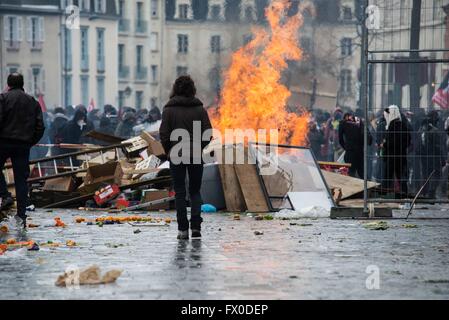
xmin=210 ymin=0 xmax=310 ymax=146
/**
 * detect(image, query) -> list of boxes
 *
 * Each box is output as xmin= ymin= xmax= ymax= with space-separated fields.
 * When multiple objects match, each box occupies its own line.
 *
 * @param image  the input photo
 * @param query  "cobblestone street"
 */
xmin=1 ymin=209 xmax=449 ymax=300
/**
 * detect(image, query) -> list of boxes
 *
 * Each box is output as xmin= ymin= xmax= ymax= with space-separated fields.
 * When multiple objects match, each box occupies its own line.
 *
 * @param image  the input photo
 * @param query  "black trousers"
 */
xmin=0 ymin=144 xmax=30 ymax=216
xmin=170 ymin=162 xmax=203 ymax=231
xmin=345 ymin=150 xmax=364 ymax=178
xmin=383 ymin=156 xmax=408 ymax=195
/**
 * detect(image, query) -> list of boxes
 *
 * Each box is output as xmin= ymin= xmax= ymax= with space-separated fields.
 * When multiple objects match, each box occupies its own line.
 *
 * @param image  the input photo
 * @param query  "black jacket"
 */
xmin=159 ymin=96 xmax=213 ymax=159
xmin=384 ymin=118 xmax=411 ymax=157
xmin=49 ymin=113 xmax=69 ymax=144
xmin=0 ymin=88 xmax=45 ymax=146
xmin=338 ymin=118 xmax=372 ymax=153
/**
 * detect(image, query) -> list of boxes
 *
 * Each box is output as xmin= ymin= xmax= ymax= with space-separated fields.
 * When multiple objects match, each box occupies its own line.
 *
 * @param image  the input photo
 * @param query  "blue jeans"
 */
xmin=170 ymin=162 xmax=203 ymax=231
xmin=0 ymin=144 xmax=30 ymax=217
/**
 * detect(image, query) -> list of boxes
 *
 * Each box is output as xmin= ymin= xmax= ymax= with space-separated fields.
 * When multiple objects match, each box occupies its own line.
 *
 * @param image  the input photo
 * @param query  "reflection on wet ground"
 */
xmin=0 ymin=209 xmax=448 ymax=299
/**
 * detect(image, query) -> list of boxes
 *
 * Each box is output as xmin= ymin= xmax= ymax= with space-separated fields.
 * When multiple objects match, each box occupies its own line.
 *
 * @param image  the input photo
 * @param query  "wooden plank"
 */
xmin=218 ymin=164 xmax=246 ymax=212
xmin=321 ymin=170 xmax=379 ymax=200
xmin=234 ymin=164 xmax=270 ymax=213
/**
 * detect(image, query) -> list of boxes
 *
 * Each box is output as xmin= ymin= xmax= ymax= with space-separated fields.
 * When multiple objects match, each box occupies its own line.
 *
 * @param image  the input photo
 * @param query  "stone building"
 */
xmin=0 ymin=0 xmax=62 ymax=108
xmin=117 ymin=0 xmax=164 ymax=110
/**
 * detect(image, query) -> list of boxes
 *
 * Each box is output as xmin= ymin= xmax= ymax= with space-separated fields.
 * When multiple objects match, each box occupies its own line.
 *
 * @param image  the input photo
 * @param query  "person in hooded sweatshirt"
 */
xmin=159 ymin=76 xmax=213 ymax=240
xmin=381 ymin=105 xmax=411 ymax=196
xmin=49 ymin=107 xmax=69 ymax=156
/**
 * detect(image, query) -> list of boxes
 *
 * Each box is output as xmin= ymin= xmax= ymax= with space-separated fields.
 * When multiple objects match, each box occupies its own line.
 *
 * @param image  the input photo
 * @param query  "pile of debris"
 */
xmin=3 ymin=131 xmax=172 ymax=211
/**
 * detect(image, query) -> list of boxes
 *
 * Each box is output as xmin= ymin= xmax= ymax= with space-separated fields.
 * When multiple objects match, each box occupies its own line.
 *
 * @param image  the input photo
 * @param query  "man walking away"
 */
xmin=0 ymin=73 xmax=45 ymax=227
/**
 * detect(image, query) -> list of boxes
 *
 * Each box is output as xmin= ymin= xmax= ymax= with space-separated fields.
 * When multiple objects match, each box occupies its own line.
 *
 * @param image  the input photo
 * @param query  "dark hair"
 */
xmin=170 ymin=75 xmax=196 ymax=98
xmin=7 ymin=73 xmax=24 ymax=89
xmin=54 ymin=107 xmax=65 ymax=115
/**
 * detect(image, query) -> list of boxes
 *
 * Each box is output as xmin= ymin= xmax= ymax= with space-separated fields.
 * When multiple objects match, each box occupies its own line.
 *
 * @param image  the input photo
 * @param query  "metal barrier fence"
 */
xmin=361 ymin=0 xmax=449 ymax=210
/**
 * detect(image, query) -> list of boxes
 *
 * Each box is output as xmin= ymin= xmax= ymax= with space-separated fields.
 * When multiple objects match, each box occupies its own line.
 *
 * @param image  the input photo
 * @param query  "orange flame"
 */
xmin=210 ymin=0 xmax=310 ymax=146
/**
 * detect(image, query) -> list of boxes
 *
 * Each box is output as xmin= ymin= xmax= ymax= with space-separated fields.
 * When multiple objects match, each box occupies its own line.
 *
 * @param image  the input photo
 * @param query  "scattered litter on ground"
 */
xmin=264 ymin=215 xmax=274 ymax=220
xmin=133 ymin=229 xmax=141 ymax=234
xmin=55 ymin=265 xmax=122 ymax=287
xmin=274 ymin=206 xmax=330 ymax=219
xmin=66 ymin=240 xmax=77 ymax=247
xmin=254 ymin=231 xmax=263 ymax=235
xmin=0 ymin=225 xmax=8 ymax=233
xmin=54 ymin=217 xmax=66 ymax=227
xmin=233 ymin=214 xmax=241 ymax=221
xmin=363 ymin=221 xmax=389 ymax=230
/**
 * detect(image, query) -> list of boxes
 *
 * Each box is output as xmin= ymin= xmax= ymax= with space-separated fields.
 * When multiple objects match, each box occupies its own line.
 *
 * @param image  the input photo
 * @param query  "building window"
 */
xmin=27 ymin=17 xmax=44 ymax=49
xmin=4 ymin=16 xmax=22 ymax=50
xmin=400 ymin=0 xmax=407 ymax=25
xmin=94 ymin=0 xmax=106 ymax=13
xmin=177 ymin=34 xmax=189 ymax=53
xmin=79 ymin=0 xmax=90 ymax=11
xmin=210 ymin=5 xmax=221 ymax=20
xmin=340 ymin=69 xmax=352 ymax=94
xmin=118 ymin=44 xmax=125 ymax=70
xmin=81 ymin=76 xmax=89 ymax=106
xmin=97 ymin=28 xmax=105 ymax=72
xmin=29 ymin=67 xmax=45 ymax=96
xmin=97 ymin=77 xmax=105 ymax=109
xmin=179 ymin=4 xmax=189 ymax=19
xmin=80 ymin=27 xmax=89 ymax=70
xmin=60 ymin=0 xmax=73 ymax=9
xmin=341 ymin=38 xmax=352 ymax=56
xmin=118 ymin=90 xmax=125 ymax=108
xmin=64 ymin=29 xmax=72 ymax=70
xmin=176 ymin=66 xmax=188 ymax=77
xmin=342 ymin=6 xmax=352 ymax=20
xmin=150 ymin=32 xmax=159 ymax=51
xmin=151 ymin=0 xmax=159 ymax=18
xmin=136 ymin=2 xmax=145 ymax=33
xmin=136 ymin=45 xmax=143 ymax=70
xmin=118 ymin=0 xmax=125 ymax=17
xmin=64 ymin=75 xmax=72 ymax=107
xmin=433 ymin=0 xmax=442 ymax=20
xmin=211 ymin=35 xmax=221 ymax=53
xmin=151 ymin=65 xmax=158 ymax=83
xmin=136 ymin=91 xmax=143 ymax=109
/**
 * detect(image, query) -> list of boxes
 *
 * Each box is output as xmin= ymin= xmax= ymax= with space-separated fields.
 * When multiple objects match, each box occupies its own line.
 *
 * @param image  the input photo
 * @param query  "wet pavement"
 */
xmin=0 ymin=208 xmax=449 ymax=300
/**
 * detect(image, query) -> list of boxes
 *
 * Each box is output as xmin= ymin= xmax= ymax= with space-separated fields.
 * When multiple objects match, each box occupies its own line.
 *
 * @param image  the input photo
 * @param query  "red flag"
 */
xmin=87 ymin=98 xmax=95 ymax=112
xmin=432 ymin=71 xmax=449 ymax=109
xmin=38 ymin=94 xmax=47 ymax=113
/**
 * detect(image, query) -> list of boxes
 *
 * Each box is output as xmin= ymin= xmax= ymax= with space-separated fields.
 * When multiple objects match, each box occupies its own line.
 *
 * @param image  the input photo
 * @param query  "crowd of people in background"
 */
xmin=31 ymin=104 xmax=163 ymax=160
xmin=306 ymin=105 xmax=449 ymax=198
xmin=30 ymin=101 xmax=449 ymax=199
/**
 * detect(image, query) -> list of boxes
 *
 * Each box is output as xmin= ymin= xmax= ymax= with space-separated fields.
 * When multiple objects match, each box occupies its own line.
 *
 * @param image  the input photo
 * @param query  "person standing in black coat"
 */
xmin=338 ymin=113 xmax=372 ymax=178
xmin=159 ymin=76 xmax=213 ymax=240
xmin=381 ymin=105 xmax=411 ymax=195
xmin=418 ymin=110 xmax=447 ymax=198
xmin=0 ymin=73 xmax=45 ymax=226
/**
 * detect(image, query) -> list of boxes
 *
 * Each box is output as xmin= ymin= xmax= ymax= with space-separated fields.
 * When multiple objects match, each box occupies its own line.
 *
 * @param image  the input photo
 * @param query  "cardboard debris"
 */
xmin=55 ymin=265 xmax=122 ymax=287
xmin=140 ymin=131 xmax=165 ymax=157
xmin=142 ymin=189 xmax=170 ymax=210
xmin=43 ymin=176 xmax=77 ymax=192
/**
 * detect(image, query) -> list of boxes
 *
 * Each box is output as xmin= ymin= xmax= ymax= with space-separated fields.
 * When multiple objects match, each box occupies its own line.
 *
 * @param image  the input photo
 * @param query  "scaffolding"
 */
xmin=361 ymin=0 xmax=449 ymax=212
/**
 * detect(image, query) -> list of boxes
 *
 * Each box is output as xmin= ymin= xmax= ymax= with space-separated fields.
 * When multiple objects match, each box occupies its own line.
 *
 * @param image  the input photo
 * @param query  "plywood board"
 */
xmin=321 ymin=170 xmax=379 ymax=200
xmin=234 ymin=164 xmax=269 ymax=213
xmin=218 ymin=164 xmax=246 ymax=212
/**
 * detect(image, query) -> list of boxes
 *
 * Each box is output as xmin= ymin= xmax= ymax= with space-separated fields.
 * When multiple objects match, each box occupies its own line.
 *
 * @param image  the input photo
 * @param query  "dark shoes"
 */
xmin=191 ymin=229 xmax=201 ymax=238
xmin=14 ymin=214 xmax=27 ymax=229
xmin=0 ymin=196 xmax=14 ymax=212
xmin=177 ymin=230 xmax=189 ymax=240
